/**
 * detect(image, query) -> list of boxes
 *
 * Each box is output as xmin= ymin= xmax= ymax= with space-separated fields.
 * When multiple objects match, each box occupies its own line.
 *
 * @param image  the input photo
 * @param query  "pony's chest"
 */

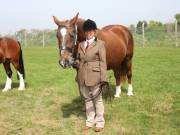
xmin=0 ymin=49 xmax=4 ymax=63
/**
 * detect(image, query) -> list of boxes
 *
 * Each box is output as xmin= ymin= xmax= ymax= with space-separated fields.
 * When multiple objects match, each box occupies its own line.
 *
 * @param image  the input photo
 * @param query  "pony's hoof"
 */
xmin=18 ymin=87 xmax=25 ymax=91
xmin=127 ymin=92 xmax=134 ymax=96
xmin=114 ymin=94 xmax=120 ymax=98
xmin=2 ymin=88 xmax=11 ymax=92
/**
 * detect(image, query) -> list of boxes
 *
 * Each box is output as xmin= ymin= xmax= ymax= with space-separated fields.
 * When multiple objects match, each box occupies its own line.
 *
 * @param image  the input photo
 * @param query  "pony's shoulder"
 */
xmin=97 ymin=39 xmax=105 ymax=45
xmin=96 ymin=39 xmax=106 ymax=49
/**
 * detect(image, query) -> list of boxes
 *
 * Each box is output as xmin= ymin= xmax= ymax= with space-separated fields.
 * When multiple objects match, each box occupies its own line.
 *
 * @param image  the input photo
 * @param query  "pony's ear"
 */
xmin=69 ymin=13 xmax=79 ymax=26
xmin=53 ymin=16 xmax=61 ymax=26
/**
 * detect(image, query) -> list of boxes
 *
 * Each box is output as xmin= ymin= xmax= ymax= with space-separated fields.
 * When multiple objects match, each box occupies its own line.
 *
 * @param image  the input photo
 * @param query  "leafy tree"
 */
xmin=129 ymin=24 xmax=136 ymax=33
xmin=147 ymin=20 xmax=166 ymax=32
xmin=149 ymin=21 xmax=163 ymax=28
xmin=174 ymin=13 xmax=180 ymax=25
xmin=136 ymin=20 xmax=148 ymax=34
xmin=16 ymin=29 xmax=27 ymax=42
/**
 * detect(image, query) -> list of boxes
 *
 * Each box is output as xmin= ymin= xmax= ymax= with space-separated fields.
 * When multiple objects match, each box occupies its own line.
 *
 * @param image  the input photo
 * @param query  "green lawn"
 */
xmin=0 ymin=46 xmax=180 ymax=135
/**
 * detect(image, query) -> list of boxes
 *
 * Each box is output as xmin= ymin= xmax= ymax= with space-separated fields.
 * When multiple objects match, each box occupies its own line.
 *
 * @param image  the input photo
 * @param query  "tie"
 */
xmin=85 ymin=41 xmax=90 ymax=51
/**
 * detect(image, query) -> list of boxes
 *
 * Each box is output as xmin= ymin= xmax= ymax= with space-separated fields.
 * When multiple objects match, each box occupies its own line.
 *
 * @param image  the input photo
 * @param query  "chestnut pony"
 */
xmin=53 ymin=13 xmax=134 ymax=97
xmin=0 ymin=37 xmax=25 ymax=92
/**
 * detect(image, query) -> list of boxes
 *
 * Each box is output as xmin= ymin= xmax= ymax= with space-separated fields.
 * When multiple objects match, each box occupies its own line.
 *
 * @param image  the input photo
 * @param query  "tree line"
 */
xmin=129 ymin=13 xmax=180 ymax=34
xmin=1 ymin=13 xmax=179 ymax=47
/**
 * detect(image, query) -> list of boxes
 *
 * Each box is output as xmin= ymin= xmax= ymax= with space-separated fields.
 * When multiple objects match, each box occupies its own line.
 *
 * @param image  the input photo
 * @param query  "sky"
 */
xmin=0 ymin=0 xmax=180 ymax=34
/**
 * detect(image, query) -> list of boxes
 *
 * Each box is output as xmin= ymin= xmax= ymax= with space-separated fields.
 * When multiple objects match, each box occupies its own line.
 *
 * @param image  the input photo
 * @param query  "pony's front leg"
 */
xmin=2 ymin=76 xmax=12 ymax=92
xmin=2 ymin=61 xmax=12 ymax=92
xmin=17 ymin=71 xmax=25 ymax=90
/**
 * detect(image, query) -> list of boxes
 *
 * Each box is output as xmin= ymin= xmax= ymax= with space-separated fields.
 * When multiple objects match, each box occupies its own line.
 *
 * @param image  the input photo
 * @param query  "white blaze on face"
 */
xmin=60 ymin=27 xmax=67 ymax=37
xmin=60 ymin=27 xmax=67 ymax=55
xmin=60 ymin=28 xmax=67 ymax=46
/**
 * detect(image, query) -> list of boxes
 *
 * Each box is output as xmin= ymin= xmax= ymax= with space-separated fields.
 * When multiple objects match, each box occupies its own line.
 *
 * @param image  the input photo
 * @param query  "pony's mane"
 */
xmin=77 ymin=18 xmax=85 ymax=23
xmin=76 ymin=18 xmax=86 ymax=42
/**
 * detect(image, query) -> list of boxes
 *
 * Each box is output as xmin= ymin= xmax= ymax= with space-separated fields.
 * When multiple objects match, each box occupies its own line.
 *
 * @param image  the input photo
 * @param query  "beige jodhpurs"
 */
xmin=80 ymin=84 xmax=105 ymax=128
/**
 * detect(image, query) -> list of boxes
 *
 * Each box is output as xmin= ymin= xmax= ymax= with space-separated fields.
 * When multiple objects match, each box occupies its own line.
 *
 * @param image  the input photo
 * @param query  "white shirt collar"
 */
xmin=84 ymin=36 xmax=95 ymax=48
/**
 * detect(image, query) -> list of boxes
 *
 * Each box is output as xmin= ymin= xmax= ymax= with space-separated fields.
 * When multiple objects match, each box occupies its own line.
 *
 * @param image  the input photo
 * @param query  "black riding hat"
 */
xmin=83 ymin=19 xmax=97 ymax=32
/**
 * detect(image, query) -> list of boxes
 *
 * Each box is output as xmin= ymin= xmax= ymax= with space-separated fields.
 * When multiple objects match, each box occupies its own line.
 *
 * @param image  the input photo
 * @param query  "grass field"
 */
xmin=0 ymin=46 xmax=180 ymax=135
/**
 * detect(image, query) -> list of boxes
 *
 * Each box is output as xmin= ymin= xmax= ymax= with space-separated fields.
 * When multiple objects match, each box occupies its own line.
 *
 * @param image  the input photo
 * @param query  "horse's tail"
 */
xmin=18 ymin=41 xmax=25 ymax=79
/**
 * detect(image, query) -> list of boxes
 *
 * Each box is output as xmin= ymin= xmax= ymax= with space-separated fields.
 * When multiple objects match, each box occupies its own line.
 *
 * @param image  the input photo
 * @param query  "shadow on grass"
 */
xmin=0 ymin=82 xmax=19 ymax=89
xmin=0 ymin=82 xmax=28 ymax=90
xmin=61 ymin=83 xmax=127 ymax=118
xmin=102 ymin=82 xmax=127 ymax=101
xmin=61 ymin=96 xmax=85 ymax=118
xmin=0 ymin=84 xmax=4 ymax=89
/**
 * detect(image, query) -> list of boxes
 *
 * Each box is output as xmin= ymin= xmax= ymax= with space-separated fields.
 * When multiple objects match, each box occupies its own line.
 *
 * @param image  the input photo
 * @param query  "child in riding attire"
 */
xmin=74 ymin=19 xmax=107 ymax=132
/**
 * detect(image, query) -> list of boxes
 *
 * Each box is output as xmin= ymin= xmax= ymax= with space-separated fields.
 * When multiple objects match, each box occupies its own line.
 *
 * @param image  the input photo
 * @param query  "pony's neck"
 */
xmin=76 ymin=19 xmax=86 ymax=42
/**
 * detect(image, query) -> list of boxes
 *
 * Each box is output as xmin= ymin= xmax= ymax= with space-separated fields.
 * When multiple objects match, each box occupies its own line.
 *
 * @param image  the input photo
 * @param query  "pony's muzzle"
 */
xmin=59 ymin=60 xmax=65 ymax=68
xmin=59 ymin=60 xmax=71 ymax=69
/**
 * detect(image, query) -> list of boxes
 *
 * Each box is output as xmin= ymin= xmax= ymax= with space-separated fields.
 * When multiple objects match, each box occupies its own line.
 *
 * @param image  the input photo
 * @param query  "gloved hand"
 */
xmin=72 ymin=61 xmax=79 ymax=69
xmin=100 ymin=81 xmax=108 ymax=87
xmin=100 ymin=81 xmax=109 ymax=93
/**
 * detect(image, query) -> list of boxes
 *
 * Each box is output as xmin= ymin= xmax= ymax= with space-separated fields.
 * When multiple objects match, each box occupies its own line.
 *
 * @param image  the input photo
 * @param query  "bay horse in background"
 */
xmin=0 ymin=37 xmax=25 ymax=92
xmin=53 ymin=13 xmax=134 ymax=97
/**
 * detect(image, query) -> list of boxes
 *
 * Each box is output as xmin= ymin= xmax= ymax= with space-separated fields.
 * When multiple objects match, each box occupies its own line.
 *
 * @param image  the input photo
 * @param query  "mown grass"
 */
xmin=0 ymin=46 xmax=180 ymax=135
